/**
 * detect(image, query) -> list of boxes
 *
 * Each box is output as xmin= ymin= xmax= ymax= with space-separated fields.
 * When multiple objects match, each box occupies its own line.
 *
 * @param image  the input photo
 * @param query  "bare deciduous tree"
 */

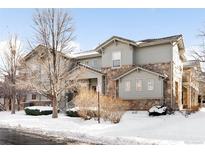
xmin=192 ymin=29 xmax=205 ymax=61
xmin=0 ymin=35 xmax=23 ymax=114
xmin=23 ymin=8 xmax=80 ymax=118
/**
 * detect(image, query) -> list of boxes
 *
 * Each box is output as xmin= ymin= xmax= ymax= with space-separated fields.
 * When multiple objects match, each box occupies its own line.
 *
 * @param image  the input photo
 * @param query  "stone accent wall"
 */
xmin=138 ymin=62 xmax=172 ymax=108
xmin=102 ymin=65 xmax=133 ymax=98
xmin=128 ymin=99 xmax=161 ymax=110
xmin=102 ymin=62 xmax=173 ymax=110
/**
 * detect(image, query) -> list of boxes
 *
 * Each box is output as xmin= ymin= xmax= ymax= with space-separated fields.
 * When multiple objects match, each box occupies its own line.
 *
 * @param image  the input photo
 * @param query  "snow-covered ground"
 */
xmin=1 ymin=109 xmax=205 ymax=144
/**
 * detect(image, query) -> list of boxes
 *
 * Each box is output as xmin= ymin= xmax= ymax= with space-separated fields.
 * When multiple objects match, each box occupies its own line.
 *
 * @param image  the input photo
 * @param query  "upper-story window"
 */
xmin=84 ymin=60 xmax=89 ymax=65
xmin=93 ymin=59 xmax=98 ymax=66
xmin=112 ymin=51 xmax=121 ymax=68
xmin=147 ymin=79 xmax=154 ymax=91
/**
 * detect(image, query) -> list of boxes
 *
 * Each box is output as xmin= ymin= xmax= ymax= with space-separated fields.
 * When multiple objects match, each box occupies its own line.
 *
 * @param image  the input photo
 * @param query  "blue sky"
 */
xmin=0 ymin=8 xmax=205 ymax=55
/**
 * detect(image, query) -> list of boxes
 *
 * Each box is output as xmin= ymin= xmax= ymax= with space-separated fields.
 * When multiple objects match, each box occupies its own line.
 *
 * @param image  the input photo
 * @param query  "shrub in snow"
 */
xmin=148 ymin=105 xmax=167 ymax=116
xmin=24 ymin=106 xmax=56 ymax=116
xmin=66 ymin=108 xmax=80 ymax=117
xmin=73 ymin=88 xmax=130 ymax=123
xmin=78 ymin=109 xmax=98 ymax=120
xmin=66 ymin=107 xmax=97 ymax=120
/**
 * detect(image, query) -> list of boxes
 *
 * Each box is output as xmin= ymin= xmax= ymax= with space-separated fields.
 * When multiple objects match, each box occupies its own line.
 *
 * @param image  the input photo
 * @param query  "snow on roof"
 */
xmin=135 ymin=41 xmax=144 ymax=45
xmin=183 ymin=60 xmax=201 ymax=71
xmin=68 ymin=50 xmax=101 ymax=59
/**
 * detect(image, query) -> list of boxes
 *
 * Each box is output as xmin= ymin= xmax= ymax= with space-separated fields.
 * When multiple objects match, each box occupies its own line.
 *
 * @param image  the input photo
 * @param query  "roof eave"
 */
xmin=113 ymin=67 xmax=166 ymax=80
xmin=95 ymin=36 xmax=137 ymax=53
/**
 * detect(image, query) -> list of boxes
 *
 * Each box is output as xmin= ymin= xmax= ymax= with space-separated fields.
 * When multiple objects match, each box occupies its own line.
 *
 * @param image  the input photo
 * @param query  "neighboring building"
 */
xmin=0 ymin=83 xmax=6 ymax=111
xmin=17 ymin=45 xmax=77 ymax=108
xmin=182 ymin=60 xmax=201 ymax=109
xmin=198 ymin=71 xmax=205 ymax=105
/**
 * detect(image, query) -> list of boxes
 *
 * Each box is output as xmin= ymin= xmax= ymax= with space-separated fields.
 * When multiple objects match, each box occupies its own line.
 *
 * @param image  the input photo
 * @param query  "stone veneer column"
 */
xmin=102 ymin=65 xmax=134 ymax=98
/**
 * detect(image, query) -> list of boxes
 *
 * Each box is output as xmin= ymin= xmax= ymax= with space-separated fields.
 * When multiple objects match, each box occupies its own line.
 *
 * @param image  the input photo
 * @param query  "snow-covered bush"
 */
xmin=148 ymin=105 xmax=167 ymax=116
xmin=66 ymin=107 xmax=80 ymax=117
xmin=24 ymin=106 xmax=53 ymax=116
xmin=73 ymin=88 xmax=130 ymax=123
xmin=66 ymin=107 xmax=97 ymax=119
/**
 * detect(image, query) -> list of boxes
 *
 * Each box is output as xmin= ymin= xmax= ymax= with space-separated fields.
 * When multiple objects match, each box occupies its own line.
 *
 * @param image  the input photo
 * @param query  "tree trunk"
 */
xmin=52 ymin=95 xmax=58 ymax=118
xmin=11 ymin=92 xmax=15 ymax=114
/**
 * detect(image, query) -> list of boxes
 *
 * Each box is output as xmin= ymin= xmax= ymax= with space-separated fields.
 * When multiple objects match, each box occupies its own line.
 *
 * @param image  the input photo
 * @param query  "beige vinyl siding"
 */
xmin=26 ymin=93 xmax=49 ymax=102
xmin=134 ymin=44 xmax=172 ymax=65
xmin=102 ymin=42 xmax=133 ymax=68
xmin=78 ymin=57 xmax=102 ymax=69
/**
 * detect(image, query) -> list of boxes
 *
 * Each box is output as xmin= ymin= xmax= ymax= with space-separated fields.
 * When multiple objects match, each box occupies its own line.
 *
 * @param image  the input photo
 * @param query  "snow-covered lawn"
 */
xmin=1 ymin=109 xmax=205 ymax=144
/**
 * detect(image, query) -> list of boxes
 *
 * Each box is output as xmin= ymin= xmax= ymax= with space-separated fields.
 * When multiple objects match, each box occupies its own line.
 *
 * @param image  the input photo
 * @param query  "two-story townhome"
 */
xmin=15 ymin=34 xmax=187 ymax=111
xmin=73 ymin=35 xmax=186 ymax=110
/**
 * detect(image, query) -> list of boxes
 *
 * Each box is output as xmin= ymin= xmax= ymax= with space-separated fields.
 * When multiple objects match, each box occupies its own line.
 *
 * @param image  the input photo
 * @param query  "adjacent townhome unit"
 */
xmin=182 ymin=60 xmax=202 ymax=110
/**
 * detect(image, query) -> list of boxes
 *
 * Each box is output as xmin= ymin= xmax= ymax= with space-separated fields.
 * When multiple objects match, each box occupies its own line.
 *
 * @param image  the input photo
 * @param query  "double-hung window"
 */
xmin=147 ymin=79 xmax=154 ymax=91
xmin=93 ymin=59 xmax=98 ymax=66
xmin=125 ymin=81 xmax=131 ymax=92
xmin=136 ymin=79 xmax=142 ymax=91
xmin=112 ymin=52 xmax=121 ymax=68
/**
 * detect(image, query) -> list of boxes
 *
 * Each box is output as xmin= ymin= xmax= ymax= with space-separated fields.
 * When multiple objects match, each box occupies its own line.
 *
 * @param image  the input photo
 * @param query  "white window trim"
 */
xmin=125 ymin=80 xmax=131 ymax=92
xmin=112 ymin=51 xmax=121 ymax=68
xmin=136 ymin=79 xmax=143 ymax=92
xmin=147 ymin=79 xmax=154 ymax=91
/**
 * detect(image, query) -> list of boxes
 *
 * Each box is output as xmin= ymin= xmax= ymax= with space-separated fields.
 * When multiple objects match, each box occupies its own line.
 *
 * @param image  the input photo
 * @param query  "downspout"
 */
xmin=170 ymin=41 xmax=175 ymax=110
xmin=171 ymin=61 xmax=173 ymax=109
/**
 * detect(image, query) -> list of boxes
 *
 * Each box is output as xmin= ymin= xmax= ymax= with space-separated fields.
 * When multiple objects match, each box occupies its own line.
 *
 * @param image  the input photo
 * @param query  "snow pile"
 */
xmin=66 ymin=107 xmax=98 ymax=112
xmin=200 ymin=108 xmax=205 ymax=112
xmin=25 ymin=106 xmax=52 ymax=112
xmin=149 ymin=105 xmax=167 ymax=114
xmin=67 ymin=107 xmax=79 ymax=112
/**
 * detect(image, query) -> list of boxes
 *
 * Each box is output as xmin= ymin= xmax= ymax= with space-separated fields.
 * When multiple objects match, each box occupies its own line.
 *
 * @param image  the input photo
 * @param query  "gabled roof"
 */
xmin=183 ymin=60 xmax=202 ymax=73
xmin=95 ymin=34 xmax=184 ymax=53
xmin=69 ymin=63 xmax=104 ymax=75
xmin=23 ymin=44 xmax=72 ymax=61
xmin=136 ymin=34 xmax=184 ymax=48
xmin=78 ymin=63 xmax=104 ymax=74
xmin=184 ymin=60 xmax=200 ymax=68
xmin=95 ymin=36 xmax=138 ymax=52
xmin=113 ymin=66 xmax=167 ymax=80
xmin=25 ymin=34 xmax=185 ymax=61
xmin=23 ymin=45 xmax=45 ymax=61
